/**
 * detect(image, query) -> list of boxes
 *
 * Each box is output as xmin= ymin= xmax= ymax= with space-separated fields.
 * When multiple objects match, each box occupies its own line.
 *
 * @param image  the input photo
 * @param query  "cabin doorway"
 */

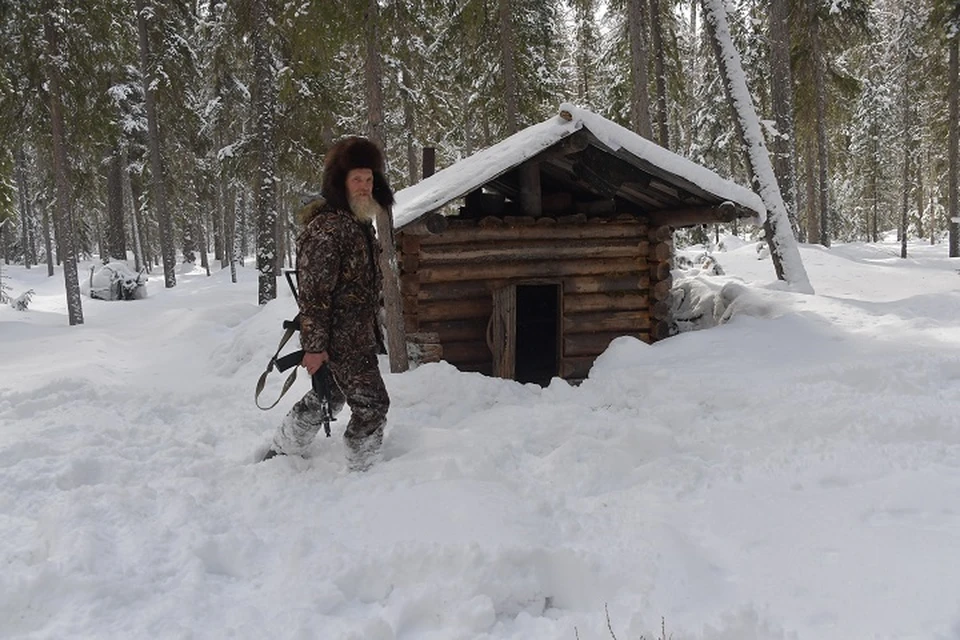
xmin=491 ymin=283 xmax=560 ymax=385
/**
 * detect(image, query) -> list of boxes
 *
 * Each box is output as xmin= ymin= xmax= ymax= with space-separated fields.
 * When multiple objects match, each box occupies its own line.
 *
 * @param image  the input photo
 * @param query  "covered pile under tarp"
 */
xmin=85 ymin=261 xmax=148 ymax=301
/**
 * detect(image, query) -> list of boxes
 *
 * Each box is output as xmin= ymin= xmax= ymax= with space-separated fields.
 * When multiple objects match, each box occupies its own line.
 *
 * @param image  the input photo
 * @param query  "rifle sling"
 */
xmin=254 ymin=325 xmax=301 ymax=411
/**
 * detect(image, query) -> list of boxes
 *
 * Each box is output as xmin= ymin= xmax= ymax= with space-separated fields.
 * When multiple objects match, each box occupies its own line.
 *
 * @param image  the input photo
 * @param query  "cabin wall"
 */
xmin=399 ymin=215 xmax=675 ymax=381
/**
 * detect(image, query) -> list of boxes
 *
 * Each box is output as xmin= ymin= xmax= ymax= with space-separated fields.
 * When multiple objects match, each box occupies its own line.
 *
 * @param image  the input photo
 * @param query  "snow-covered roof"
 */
xmin=392 ymin=103 xmax=766 ymax=230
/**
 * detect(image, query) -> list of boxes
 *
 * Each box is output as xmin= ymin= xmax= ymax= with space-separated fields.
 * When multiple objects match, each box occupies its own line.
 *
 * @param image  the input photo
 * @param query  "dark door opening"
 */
xmin=515 ymin=284 xmax=560 ymax=385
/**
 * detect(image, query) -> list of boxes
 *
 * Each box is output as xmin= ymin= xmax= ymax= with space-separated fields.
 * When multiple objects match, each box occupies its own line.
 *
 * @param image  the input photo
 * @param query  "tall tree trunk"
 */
xmin=809 ymin=0 xmax=830 ymax=247
xmin=949 ymin=26 xmax=959 ymax=257
xmin=42 ymin=197 xmax=54 ymax=276
xmin=212 ymin=170 xmax=224 ymax=265
xmin=701 ymin=0 xmax=813 ymax=293
xmin=44 ymin=5 xmax=83 ymax=325
xmin=900 ymin=75 xmax=912 ymax=259
xmin=15 ymin=145 xmax=33 ymax=268
xmin=273 ymin=184 xmax=283 ymax=275
xmin=106 ymin=148 xmax=126 ymax=260
xmin=122 ymin=151 xmax=144 ymax=272
xmin=365 ymin=0 xmax=409 ymax=373
xmin=402 ymin=67 xmax=418 ymax=186
xmin=463 ymin=93 xmax=474 ymax=156
xmin=130 ymin=171 xmax=151 ymax=271
xmin=229 ymin=188 xmax=239 ymax=282
xmin=768 ymin=0 xmax=799 ymax=239
xmin=649 ymin=0 xmax=668 ymax=147
xmin=198 ymin=217 xmax=210 ymax=274
xmin=869 ymin=119 xmax=880 ymax=243
xmin=218 ymin=147 xmax=229 ymax=269
xmin=363 ymin=0 xmax=386 ymax=151
xmin=252 ymin=0 xmax=277 ymax=304
xmin=572 ymin=0 xmax=596 ymax=107
xmin=916 ymin=154 xmax=925 ymax=243
xmin=683 ymin=0 xmax=698 ymax=157
xmin=136 ymin=0 xmax=176 ymax=287
xmin=627 ymin=0 xmax=653 ymax=138
xmin=195 ymin=177 xmax=211 ymax=274
xmin=239 ymin=190 xmax=248 ymax=264
xmin=182 ymin=207 xmax=197 ymax=264
xmin=498 ymin=0 xmax=519 ymax=134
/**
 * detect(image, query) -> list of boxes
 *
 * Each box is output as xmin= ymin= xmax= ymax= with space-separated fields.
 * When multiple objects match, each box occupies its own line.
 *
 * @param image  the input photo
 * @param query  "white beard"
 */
xmin=349 ymin=195 xmax=382 ymax=222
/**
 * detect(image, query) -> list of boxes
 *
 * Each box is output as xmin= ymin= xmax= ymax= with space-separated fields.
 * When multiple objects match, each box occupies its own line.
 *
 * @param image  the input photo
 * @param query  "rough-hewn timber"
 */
xmin=398 ymin=215 xmax=672 ymax=380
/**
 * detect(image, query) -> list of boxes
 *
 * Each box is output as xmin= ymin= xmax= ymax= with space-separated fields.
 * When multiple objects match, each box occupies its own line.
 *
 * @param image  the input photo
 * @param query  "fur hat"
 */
xmin=320 ymin=136 xmax=395 ymax=215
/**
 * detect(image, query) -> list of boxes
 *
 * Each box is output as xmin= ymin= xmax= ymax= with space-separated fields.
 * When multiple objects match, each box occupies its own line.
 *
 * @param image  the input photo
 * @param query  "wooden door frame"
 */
xmin=489 ymin=279 xmax=563 ymax=381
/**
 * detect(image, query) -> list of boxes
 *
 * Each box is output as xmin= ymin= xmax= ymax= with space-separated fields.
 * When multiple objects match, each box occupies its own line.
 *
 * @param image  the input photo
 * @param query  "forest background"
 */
xmin=1 ymin=0 xmax=958 ymax=321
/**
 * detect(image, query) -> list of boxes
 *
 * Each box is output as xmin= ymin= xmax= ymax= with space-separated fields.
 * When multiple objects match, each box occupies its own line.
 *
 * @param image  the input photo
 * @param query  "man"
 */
xmin=262 ymin=136 xmax=392 ymax=471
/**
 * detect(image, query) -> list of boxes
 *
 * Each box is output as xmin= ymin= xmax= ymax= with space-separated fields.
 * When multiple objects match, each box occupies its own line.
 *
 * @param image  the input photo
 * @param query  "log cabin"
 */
xmin=391 ymin=104 xmax=765 ymax=385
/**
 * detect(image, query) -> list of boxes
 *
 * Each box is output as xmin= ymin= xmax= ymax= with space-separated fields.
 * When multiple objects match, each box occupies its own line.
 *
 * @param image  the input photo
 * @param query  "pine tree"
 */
xmin=570 ymin=0 xmax=602 ymax=111
xmin=136 ymin=0 xmax=177 ymax=288
xmin=768 ymin=0 xmax=800 ymax=238
xmin=950 ymin=6 xmax=960 ymax=257
xmin=249 ymin=0 xmax=278 ymax=304
xmin=44 ymin=0 xmax=84 ymax=324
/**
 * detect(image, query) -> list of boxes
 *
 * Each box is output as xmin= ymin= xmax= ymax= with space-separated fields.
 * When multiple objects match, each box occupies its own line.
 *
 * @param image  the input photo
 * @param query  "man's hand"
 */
xmin=302 ymin=351 xmax=329 ymax=376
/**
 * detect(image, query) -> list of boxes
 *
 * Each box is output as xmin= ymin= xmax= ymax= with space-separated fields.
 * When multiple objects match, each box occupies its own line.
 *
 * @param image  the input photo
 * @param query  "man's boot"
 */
xmin=345 ymin=432 xmax=382 ymax=472
xmin=260 ymin=448 xmax=286 ymax=462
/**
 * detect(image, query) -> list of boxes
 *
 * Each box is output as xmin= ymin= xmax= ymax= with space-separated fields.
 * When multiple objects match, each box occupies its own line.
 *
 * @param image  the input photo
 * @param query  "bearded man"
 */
xmin=262 ymin=136 xmax=392 ymax=471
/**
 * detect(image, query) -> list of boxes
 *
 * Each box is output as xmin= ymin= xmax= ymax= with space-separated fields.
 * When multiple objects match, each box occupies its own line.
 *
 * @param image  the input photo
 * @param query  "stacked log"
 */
xmin=647 ymin=225 xmax=674 ymax=340
xmin=398 ymin=215 xmax=654 ymax=380
xmin=406 ymin=332 xmax=442 ymax=365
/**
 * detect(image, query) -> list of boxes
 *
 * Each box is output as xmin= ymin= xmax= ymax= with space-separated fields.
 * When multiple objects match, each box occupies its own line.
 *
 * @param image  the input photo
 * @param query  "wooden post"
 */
xmin=376 ymin=208 xmax=409 ymax=373
xmin=520 ymin=161 xmax=542 ymax=217
xmin=423 ymin=147 xmax=436 ymax=178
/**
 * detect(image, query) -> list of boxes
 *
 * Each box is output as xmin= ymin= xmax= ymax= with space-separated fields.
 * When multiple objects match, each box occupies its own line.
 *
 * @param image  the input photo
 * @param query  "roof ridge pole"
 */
xmin=700 ymin=0 xmax=814 ymax=294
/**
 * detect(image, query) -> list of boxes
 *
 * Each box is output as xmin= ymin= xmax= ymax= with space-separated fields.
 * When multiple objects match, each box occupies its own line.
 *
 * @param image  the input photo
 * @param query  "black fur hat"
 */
xmin=321 ymin=136 xmax=395 ymax=213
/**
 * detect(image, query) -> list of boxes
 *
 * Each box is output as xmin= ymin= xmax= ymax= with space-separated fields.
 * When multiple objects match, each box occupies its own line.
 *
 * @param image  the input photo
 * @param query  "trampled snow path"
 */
xmin=2 ymin=239 xmax=960 ymax=639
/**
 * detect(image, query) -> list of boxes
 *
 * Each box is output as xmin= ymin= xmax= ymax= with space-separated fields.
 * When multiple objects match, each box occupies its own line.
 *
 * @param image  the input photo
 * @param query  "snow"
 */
xmin=3 ymin=239 xmax=960 ymax=639
xmin=392 ymin=104 xmax=765 ymax=231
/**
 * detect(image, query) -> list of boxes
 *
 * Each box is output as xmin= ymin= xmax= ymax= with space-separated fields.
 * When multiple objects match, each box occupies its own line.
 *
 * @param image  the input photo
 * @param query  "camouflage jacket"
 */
xmin=296 ymin=204 xmax=382 ymax=359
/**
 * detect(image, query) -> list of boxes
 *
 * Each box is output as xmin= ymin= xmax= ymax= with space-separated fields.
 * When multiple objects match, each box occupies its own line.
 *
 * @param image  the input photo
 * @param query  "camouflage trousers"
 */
xmin=272 ymin=350 xmax=389 ymax=462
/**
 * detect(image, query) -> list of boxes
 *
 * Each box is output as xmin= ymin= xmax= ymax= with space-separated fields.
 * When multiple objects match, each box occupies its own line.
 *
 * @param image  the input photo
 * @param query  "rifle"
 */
xmin=254 ymin=269 xmax=335 ymax=437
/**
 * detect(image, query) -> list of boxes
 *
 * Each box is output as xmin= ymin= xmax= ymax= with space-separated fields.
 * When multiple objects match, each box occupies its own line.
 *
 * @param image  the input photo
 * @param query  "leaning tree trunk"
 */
xmin=768 ymin=0 xmax=799 ymax=239
xmin=365 ymin=0 xmax=409 ymax=373
xmin=627 ymin=0 xmax=653 ymax=139
xmin=498 ymin=0 xmax=519 ymax=135
xmin=44 ymin=6 xmax=83 ymax=325
xmin=252 ymin=0 xmax=278 ymax=304
xmin=136 ymin=0 xmax=176 ymax=288
xmin=701 ymin=0 xmax=813 ymax=293
xmin=949 ymin=24 xmax=959 ymax=258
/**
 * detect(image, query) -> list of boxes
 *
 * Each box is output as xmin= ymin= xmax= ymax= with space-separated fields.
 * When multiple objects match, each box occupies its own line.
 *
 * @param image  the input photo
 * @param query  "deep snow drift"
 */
xmin=2 ymin=237 xmax=959 ymax=640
